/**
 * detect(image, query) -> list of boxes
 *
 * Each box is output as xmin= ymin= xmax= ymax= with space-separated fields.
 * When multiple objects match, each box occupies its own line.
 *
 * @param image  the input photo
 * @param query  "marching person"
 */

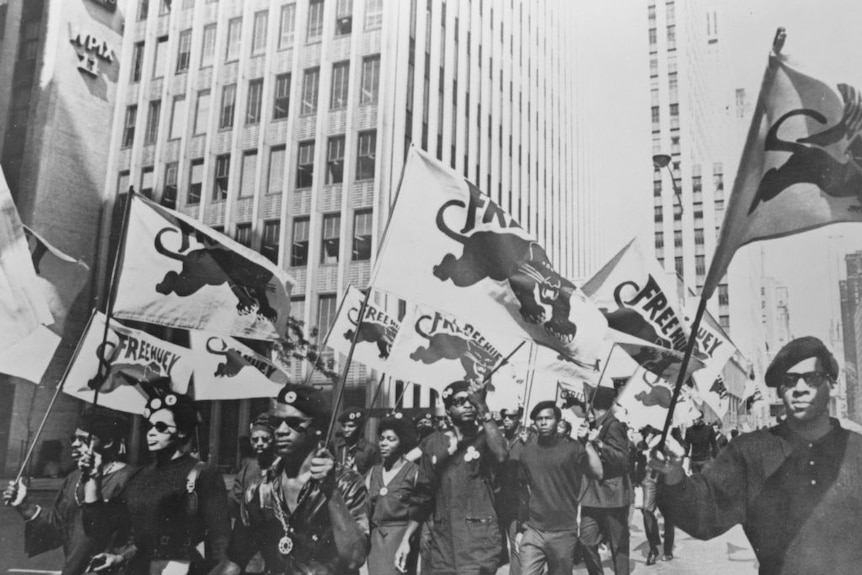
xmin=651 ymin=336 xmax=862 ymax=575
xmin=515 ymin=401 xmax=602 ymax=575
xmin=405 ymin=411 xmax=437 ymax=463
xmin=684 ymin=414 xmax=718 ymax=474
xmin=496 ymin=404 xmax=529 ymax=575
xmin=637 ymin=427 xmax=674 ymax=565
xmin=366 ymin=413 xmax=426 ymax=575
xmin=578 ymin=387 xmax=632 ymax=575
xmin=231 ymin=383 xmax=369 ymax=574
xmin=2 ymin=406 xmax=135 ymax=575
xmin=81 ymin=392 xmax=234 ymax=575
xmin=419 ymin=380 xmax=508 ymax=575
xmin=333 ymin=407 xmax=380 ymax=476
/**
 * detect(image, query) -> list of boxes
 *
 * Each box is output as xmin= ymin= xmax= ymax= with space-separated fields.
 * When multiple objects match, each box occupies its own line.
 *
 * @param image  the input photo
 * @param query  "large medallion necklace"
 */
xmin=270 ymin=486 xmax=294 ymax=555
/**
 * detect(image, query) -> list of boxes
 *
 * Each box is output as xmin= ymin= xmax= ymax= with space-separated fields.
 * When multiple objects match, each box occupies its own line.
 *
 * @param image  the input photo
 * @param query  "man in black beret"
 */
xmin=650 ymin=336 xmax=862 ymax=574
xmin=2 ymin=406 xmax=135 ymax=575
xmin=333 ymin=406 xmax=380 ymax=475
xmin=578 ymin=386 xmax=632 ymax=575
xmin=419 ymin=380 xmax=508 ymax=574
xmin=231 ymin=383 xmax=369 ymax=575
xmin=495 ymin=403 xmax=530 ymax=574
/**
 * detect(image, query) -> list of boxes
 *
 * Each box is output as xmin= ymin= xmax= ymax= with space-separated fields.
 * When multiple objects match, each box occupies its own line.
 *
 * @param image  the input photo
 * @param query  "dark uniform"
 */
xmin=333 ymin=435 xmax=380 ymax=476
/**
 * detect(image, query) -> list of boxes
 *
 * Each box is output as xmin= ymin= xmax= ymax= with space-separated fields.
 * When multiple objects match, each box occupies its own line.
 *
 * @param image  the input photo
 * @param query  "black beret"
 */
xmin=378 ymin=414 xmax=417 ymax=451
xmin=414 ymin=411 xmax=436 ymax=424
xmin=590 ymin=386 xmax=617 ymax=410
xmin=144 ymin=391 xmax=200 ymax=434
xmin=765 ymin=336 xmax=838 ymax=388
xmin=529 ymin=400 xmax=561 ymax=421
xmin=276 ymin=383 xmax=331 ymax=426
xmin=442 ymin=380 xmax=471 ymax=408
xmin=78 ymin=406 xmax=128 ymax=442
xmin=250 ymin=412 xmax=274 ymax=434
xmin=338 ymin=407 xmax=365 ymax=424
xmin=500 ymin=406 xmax=524 ymax=418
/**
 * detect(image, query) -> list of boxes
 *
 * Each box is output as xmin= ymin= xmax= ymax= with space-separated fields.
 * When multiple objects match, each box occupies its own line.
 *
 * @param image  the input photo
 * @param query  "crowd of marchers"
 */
xmin=4 ymin=336 xmax=862 ymax=575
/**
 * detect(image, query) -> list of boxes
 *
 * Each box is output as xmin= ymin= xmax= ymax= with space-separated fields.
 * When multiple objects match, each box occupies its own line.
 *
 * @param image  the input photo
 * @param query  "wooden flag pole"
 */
xmin=659 ymin=297 xmax=708 ymax=449
xmin=482 ymin=340 xmax=527 ymax=386
xmin=92 ymin=188 xmax=136 ymax=408
xmin=302 ymin=284 xmax=353 ymax=388
xmin=519 ymin=343 xmax=538 ymax=430
xmin=587 ymin=343 xmax=617 ymax=419
xmin=323 ymin=287 xmax=373 ymax=447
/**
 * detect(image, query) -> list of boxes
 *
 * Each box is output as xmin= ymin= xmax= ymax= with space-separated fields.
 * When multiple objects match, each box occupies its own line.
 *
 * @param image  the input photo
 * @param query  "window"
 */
xmin=649 ymin=56 xmax=658 ymax=77
xmin=695 ymin=228 xmax=704 ymax=245
xmin=239 ymin=150 xmax=257 ymax=197
xmin=225 ymin=17 xmax=242 ymax=61
xmin=356 ymin=130 xmax=376 ymax=180
xmin=267 ymin=146 xmax=285 ymax=194
xmin=335 ymin=0 xmax=353 ymax=36
xmin=296 ymin=141 xmax=315 ymax=188
xmin=648 ymin=28 xmax=656 ymax=47
xmin=330 ymin=61 xmax=350 ymax=109
xmin=169 ymin=96 xmax=186 ymax=140
xmin=651 ymin=106 xmax=660 ymax=130
xmin=122 ymin=105 xmax=137 ymax=148
xmin=326 ymin=136 xmax=345 ymax=184
xmin=317 ymin=294 xmax=337 ymax=333
xmin=366 ymin=0 xmax=383 ymax=29
xmin=718 ymin=284 xmax=729 ymax=306
xmin=307 ymin=0 xmax=324 ymax=41
xmin=673 ymin=230 xmax=683 ymax=247
xmin=153 ymin=36 xmax=168 ymax=78
xmin=235 ymin=223 xmax=252 ymax=247
xmin=137 ymin=0 xmax=149 ymax=21
xmin=246 ymin=78 xmax=264 ymax=124
xmin=291 ymin=296 xmax=306 ymax=322
xmin=140 ymin=167 xmax=155 ymax=198
xmin=159 ymin=0 xmax=171 ymax=14
xmin=696 ymin=255 xmax=705 ymax=276
xmin=131 ymin=42 xmax=145 ymax=82
xmin=278 ymin=4 xmax=296 ymax=49
xmin=352 ymin=209 xmax=372 ymax=260
xmin=654 ymin=232 xmax=664 ymax=249
xmin=163 ymin=162 xmax=178 ymax=209
xmin=201 ymin=24 xmax=217 ymax=68
xmin=188 ymin=159 xmax=204 ymax=204
xmin=321 ymin=213 xmax=340 ymax=264
xmin=118 ymin=171 xmax=131 ymax=195
xmin=667 ymin=25 xmax=676 ymax=50
xmin=273 ymin=73 xmax=291 ymax=119
xmin=360 ymin=55 xmax=380 ymax=104
xmin=674 ymin=257 xmax=683 ymax=276
xmin=145 ymin=100 xmax=161 ymax=145
xmin=213 ymin=154 xmax=230 ymax=200
xmin=713 ymin=162 xmax=724 ymax=190
xmin=251 ymin=10 xmax=268 ymax=55
xmin=261 ymin=220 xmax=280 ymax=263
xmin=219 ymin=84 xmax=236 ymax=129
xmin=290 ymin=216 xmax=310 ymax=266
xmin=301 ymin=68 xmax=319 ymax=115
xmin=194 ymin=90 xmax=210 ymax=135
xmin=176 ymin=29 xmax=192 ymax=72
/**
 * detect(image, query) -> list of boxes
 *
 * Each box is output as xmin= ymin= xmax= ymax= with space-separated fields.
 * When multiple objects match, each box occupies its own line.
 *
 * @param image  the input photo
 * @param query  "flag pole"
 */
xmin=323 ymin=287 xmax=373 ymax=447
xmin=363 ymin=373 xmax=387 ymax=434
xmin=302 ymin=284 xmax=354 ymax=388
xmin=91 ymin=188 xmax=136 ymax=408
xmin=587 ymin=342 xmax=617 ymax=418
xmin=519 ymin=343 xmax=539 ymax=430
xmin=659 ymin=297 xmax=708 ymax=448
xmin=482 ymin=340 xmax=527 ymax=386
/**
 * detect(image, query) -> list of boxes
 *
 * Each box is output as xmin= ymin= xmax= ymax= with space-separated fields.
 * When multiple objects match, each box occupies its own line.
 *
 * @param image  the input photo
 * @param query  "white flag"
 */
xmin=62 ymin=312 xmax=193 ymax=414
xmin=617 ymin=367 xmax=701 ymax=431
xmin=386 ymin=301 xmax=525 ymax=393
xmin=113 ymin=194 xmax=294 ymax=341
xmin=327 ymin=286 xmax=399 ymax=373
xmin=373 ymin=147 xmax=607 ymax=366
xmin=189 ymin=331 xmax=288 ymax=400
xmin=687 ymin=302 xmax=736 ymax=418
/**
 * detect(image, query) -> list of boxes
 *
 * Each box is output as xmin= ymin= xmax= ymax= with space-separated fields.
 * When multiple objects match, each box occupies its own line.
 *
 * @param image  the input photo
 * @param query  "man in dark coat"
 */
xmin=332 ymin=406 xmax=380 ymax=475
xmin=578 ymin=386 xmax=632 ymax=575
xmin=651 ymin=336 xmax=862 ymax=575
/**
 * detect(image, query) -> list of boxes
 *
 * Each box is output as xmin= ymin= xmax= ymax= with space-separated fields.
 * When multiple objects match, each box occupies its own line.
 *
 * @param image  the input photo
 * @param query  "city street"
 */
xmin=0 ymin=481 xmax=759 ymax=575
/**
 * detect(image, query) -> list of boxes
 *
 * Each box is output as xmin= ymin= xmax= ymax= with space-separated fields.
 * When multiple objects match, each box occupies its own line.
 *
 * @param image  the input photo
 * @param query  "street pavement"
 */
xmin=0 ymin=485 xmax=759 ymax=575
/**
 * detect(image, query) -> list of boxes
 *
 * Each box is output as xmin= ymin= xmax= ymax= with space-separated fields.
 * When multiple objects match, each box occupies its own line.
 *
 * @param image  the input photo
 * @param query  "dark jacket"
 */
xmin=579 ymin=412 xmax=632 ymax=508
xmin=333 ymin=435 xmax=380 ymax=476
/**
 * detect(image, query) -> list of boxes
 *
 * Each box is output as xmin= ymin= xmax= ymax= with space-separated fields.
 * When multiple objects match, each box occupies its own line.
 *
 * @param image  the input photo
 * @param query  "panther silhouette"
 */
xmin=206 ymin=337 xmax=247 ymax=378
xmin=86 ymin=342 xmax=163 ymax=393
xmin=409 ymin=328 xmax=496 ymax=382
xmin=748 ymin=83 xmax=862 ymax=214
xmin=343 ymin=307 xmax=396 ymax=359
xmin=154 ymin=225 xmax=278 ymax=321
xmin=710 ymin=376 xmax=728 ymax=399
xmin=634 ymin=385 xmax=672 ymax=408
xmin=432 ymin=199 xmax=578 ymax=342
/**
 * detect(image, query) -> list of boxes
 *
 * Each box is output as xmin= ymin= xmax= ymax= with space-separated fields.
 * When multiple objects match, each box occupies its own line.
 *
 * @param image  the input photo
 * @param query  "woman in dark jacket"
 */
xmin=81 ymin=392 xmax=236 ymax=575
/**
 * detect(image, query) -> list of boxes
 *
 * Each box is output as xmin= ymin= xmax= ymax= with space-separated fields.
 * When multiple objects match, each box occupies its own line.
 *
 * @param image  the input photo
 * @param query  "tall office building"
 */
xmin=0 ymin=0 xmax=125 ymax=475
xmin=106 ymin=0 xmax=650 ymax=465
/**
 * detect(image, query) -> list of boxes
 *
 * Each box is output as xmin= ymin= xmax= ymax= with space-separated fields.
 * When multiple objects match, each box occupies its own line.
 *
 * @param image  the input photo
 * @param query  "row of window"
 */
xmin=135 ymin=1 xmax=383 ymax=69
xmin=290 ymin=210 xmax=373 ymax=266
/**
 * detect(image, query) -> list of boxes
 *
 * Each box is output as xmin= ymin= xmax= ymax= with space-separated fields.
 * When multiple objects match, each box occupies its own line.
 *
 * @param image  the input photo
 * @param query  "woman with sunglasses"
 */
xmin=365 ymin=413 xmax=426 ymax=575
xmin=81 ymin=392 xmax=236 ymax=575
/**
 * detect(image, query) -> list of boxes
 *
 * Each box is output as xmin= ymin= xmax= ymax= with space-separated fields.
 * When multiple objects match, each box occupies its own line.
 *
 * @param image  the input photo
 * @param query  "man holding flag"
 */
xmin=650 ymin=337 xmax=862 ymax=574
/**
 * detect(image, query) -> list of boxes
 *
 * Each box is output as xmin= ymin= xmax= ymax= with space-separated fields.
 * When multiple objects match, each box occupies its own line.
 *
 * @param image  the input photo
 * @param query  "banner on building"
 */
xmin=113 ymin=194 xmax=294 ymax=341
xmin=373 ymin=147 xmax=607 ymax=367
xmin=188 ymin=331 xmax=288 ymax=400
xmin=63 ymin=311 xmax=193 ymax=413
xmin=705 ymin=52 xmax=862 ymax=298
xmin=327 ymin=285 xmax=400 ymax=373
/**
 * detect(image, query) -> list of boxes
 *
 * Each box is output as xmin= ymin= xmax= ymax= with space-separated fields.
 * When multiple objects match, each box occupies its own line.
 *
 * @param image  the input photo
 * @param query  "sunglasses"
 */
xmin=268 ymin=415 xmax=313 ymax=432
xmin=70 ymin=434 xmax=90 ymax=444
xmin=450 ymin=395 xmax=472 ymax=408
xmin=145 ymin=420 xmax=177 ymax=433
xmin=781 ymin=371 xmax=831 ymax=388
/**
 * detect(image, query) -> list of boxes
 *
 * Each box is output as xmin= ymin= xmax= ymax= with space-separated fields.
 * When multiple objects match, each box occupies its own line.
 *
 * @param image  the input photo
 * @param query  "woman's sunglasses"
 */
xmin=145 ymin=420 xmax=177 ymax=433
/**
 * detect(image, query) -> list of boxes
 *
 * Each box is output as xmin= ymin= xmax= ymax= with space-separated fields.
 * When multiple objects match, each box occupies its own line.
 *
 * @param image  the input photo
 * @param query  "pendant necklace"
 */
xmin=270 ymin=487 xmax=294 ymax=555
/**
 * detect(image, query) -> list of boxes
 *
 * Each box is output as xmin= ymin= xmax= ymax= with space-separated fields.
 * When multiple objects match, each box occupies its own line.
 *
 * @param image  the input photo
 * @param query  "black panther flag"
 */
xmin=372 ymin=147 xmax=607 ymax=368
xmin=113 ymin=194 xmax=295 ymax=342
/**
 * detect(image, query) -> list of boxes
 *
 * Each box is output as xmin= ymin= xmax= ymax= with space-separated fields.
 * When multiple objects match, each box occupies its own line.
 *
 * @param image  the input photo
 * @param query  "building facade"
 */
xmin=840 ymin=252 xmax=862 ymax=423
